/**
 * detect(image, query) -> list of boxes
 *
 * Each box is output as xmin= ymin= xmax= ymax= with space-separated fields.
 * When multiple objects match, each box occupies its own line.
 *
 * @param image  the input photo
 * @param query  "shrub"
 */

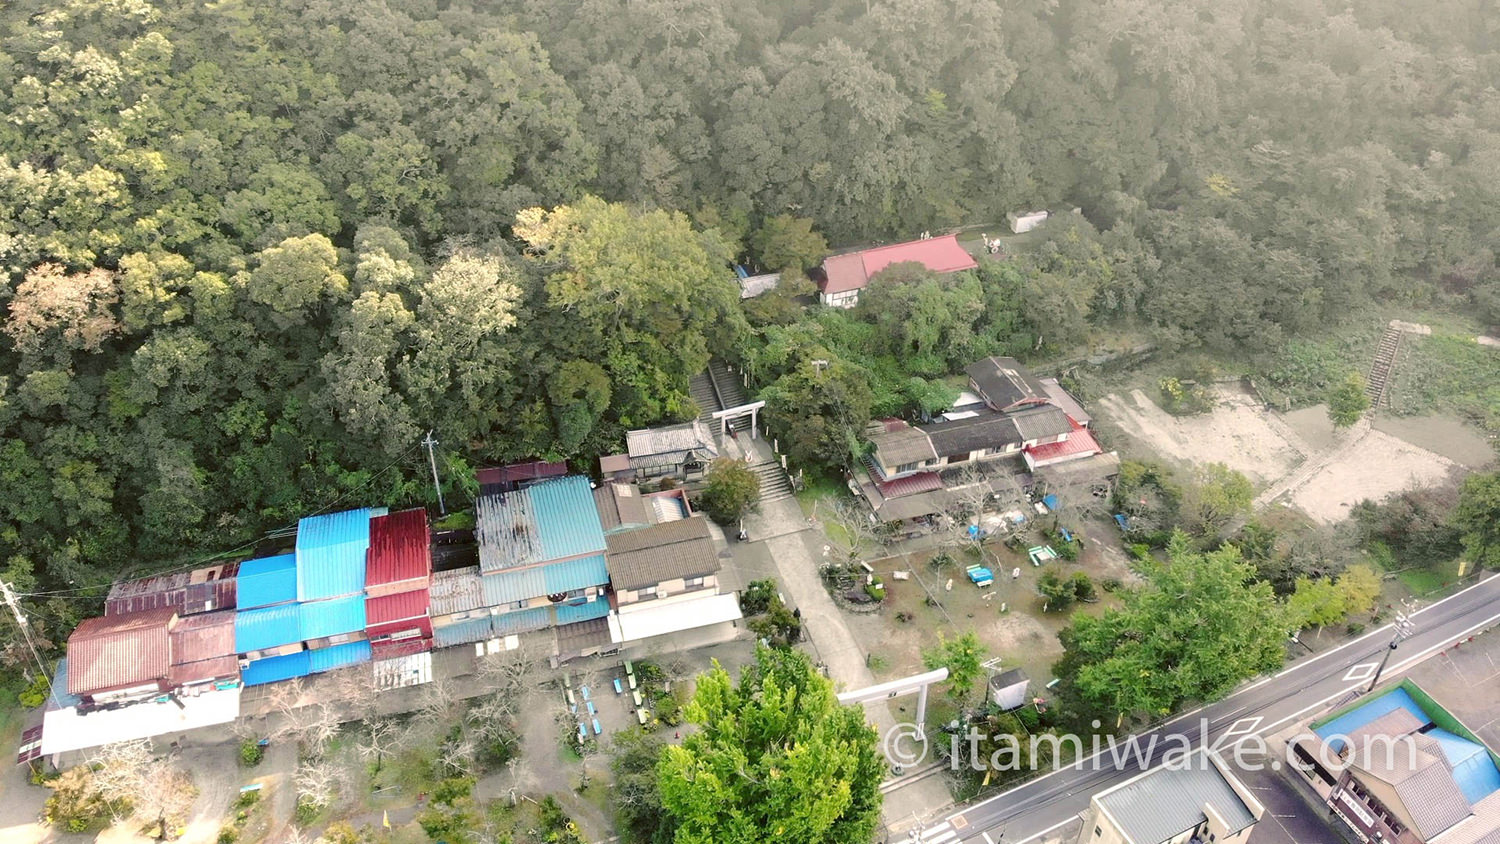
xmin=929 ymin=552 xmax=956 ymax=571
xmin=18 ymin=674 xmax=50 ymax=708
xmin=217 ymin=826 xmax=239 ymax=844
xmin=293 ymin=797 xmax=319 ymax=827
xmin=1100 ymin=578 xmax=1123 ymax=593
xmin=233 ymin=789 xmax=261 ymax=810
xmin=432 ymin=776 xmax=476 ymax=807
xmin=1057 ymin=539 xmax=1079 ymax=561
xmin=1070 ymin=572 xmax=1096 ymax=602
xmin=239 ymin=738 xmax=263 ymax=767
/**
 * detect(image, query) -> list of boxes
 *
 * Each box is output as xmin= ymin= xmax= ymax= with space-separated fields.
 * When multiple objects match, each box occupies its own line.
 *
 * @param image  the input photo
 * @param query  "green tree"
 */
xmin=922 ymin=632 xmax=986 ymax=703
xmin=657 ymin=647 xmax=882 ymax=844
xmin=1038 ymin=571 xmax=1075 ymax=611
xmin=1056 ymin=534 xmax=1285 ymax=719
xmin=1454 ymin=471 xmax=1500 ymax=571
xmin=1335 ymin=564 xmax=1382 ymax=617
xmin=1179 ymin=464 xmax=1254 ymax=539
xmin=611 ymin=729 xmax=667 ymax=844
xmin=1327 ymin=372 xmax=1371 ymax=427
xmin=1286 ymin=576 xmax=1347 ymax=630
xmin=751 ymin=215 xmax=828 ymax=274
xmin=699 ymin=458 xmax=761 ymax=526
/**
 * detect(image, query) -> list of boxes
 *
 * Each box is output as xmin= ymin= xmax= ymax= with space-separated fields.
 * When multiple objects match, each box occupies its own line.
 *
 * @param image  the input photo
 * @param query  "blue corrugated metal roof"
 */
xmin=481 ymin=556 xmax=610 ymax=606
xmin=299 ymin=595 xmax=367 ymax=641
xmin=235 ymin=604 xmax=303 ymax=653
xmin=432 ymin=616 xmax=494 ymax=648
xmin=1428 ymin=728 xmax=1500 ymax=804
xmin=555 ymin=599 xmax=609 ymax=625
xmin=1315 ymin=688 xmax=1428 ymax=750
xmin=296 ymin=509 xmax=371 ymax=601
xmin=307 ymin=640 xmax=372 ymax=673
xmin=493 ymin=606 xmax=552 ymax=636
xmin=236 ymin=554 xmax=297 ymax=609
xmin=531 ymin=478 xmax=606 ymax=560
xmin=50 ymin=659 xmax=82 ymax=707
xmin=242 ymin=651 xmax=311 ymax=686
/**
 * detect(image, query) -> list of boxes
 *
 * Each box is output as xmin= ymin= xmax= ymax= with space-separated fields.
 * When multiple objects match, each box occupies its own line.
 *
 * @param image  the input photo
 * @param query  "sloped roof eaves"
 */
xmin=429 ymin=567 xmax=485 ymax=615
xmin=1392 ymin=763 xmax=1475 ymax=838
xmin=477 ymin=477 xmax=606 ymax=572
xmin=556 ymin=599 xmax=610 ymax=625
xmin=299 ymin=595 xmax=368 ymax=641
xmin=170 ymin=610 xmax=236 ymax=666
xmin=493 ymin=605 xmax=552 ymax=636
xmin=820 ymin=252 xmax=869 ymax=294
xmin=242 ymin=651 xmax=312 ymax=687
xmin=626 ymin=421 xmax=717 ymax=459
xmin=1012 ymin=406 xmax=1074 ymax=440
xmin=366 ymin=509 xmax=432 ymax=587
xmin=66 ymin=608 xmax=177 ymax=695
xmin=605 ymin=519 xmax=721 ymax=590
xmin=859 ymin=235 xmax=978 ymax=279
xmin=169 ymin=654 xmax=240 ymax=687
xmin=966 ymin=356 xmax=1046 ymax=409
xmin=869 ymin=427 xmax=938 ymax=467
xmin=1096 ymin=762 xmax=1258 ymax=844
xmin=235 ymin=603 xmax=304 ymax=653
xmin=922 ymin=413 xmax=1021 ymax=456
xmin=236 ymin=554 xmax=298 ymax=609
xmin=296 ymin=509 xmax=371 ymax=600
xmin=307 ymin=640 xmax=372 ymax=673
xmin=105 ymin=564 xmax=239 ymax=616
xmin=432 ymin=616 xmax=495 ymax=648
xmin=480 ymin=555 xmax=610 ymax=606
xmin=365 ymin=589 xmax=430 ymax=626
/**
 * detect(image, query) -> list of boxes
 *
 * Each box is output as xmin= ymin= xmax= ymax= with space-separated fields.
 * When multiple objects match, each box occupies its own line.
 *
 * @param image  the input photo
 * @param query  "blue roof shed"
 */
xmin=307 ymin=640 xmax=372 ymax=673
xmin=299 ymin=595 xmax=367 ymax=641
xmin=555 ymin=599 xmax=610 ymax=625
xmin=242 ymin=651 xmax=312 ymax=686
xmin=236 ymin=554 xmax=298 ymax=609
xmin=235 ymin=604 xmax=303 ymax=653
xmin=476 ymin=477 xmax=605 ymax=572
xmin=296 ymin=509 xmax=372 ymax=601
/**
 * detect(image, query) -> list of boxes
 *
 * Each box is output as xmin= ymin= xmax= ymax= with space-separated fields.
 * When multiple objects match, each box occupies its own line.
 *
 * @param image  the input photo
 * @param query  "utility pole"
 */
xmin=1367 ymin=611 xmax=1417 ymax=693
xmin=2 ymin=578 xmax=58 ymax=706
xmin=0 ymin=578 xmax=26 ymax=634
xmin=422 ymin=431 xmax=447 ymax=516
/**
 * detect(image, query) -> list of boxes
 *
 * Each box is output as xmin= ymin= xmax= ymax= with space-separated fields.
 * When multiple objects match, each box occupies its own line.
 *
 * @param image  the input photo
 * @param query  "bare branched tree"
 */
xmin=91 ymin=740 xmax=196 ymax=832
xmin=818 ymin=497 xmax=880 ymax=567
xmin=418 ymin=677 xmax=456 ymax=723
xmin=358 ymin=717 xmax=400 ymax=776
xmin=294 ymin=758 xmax=339 ymax=812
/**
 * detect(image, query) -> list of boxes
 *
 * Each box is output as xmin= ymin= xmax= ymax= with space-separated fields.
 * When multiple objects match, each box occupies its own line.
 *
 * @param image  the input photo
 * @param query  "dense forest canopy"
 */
xmin=2 ymin=0 xmax=1500 ymax=651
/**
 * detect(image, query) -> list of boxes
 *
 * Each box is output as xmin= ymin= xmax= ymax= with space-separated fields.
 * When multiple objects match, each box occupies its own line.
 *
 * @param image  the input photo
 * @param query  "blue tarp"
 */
xmin=556 ymin=599 xmax=610 ymax=625
xmin=242 ymin=651 xmax=312 ymax=686
xmin=296 ymin=509 xmax=371 ymax=601
xmin=235 ymin=603 xmax=303 ymax=653
xmin=236 ymin=554 xmax=298 ymax=609
xmin=299 ymin=594 xmax=367 ymax=641
xmin=1428 ymin=728 xmax=1500 ymax=805
xmin=1042 ymin=494 xmax=1059 ymax=511
xmin=306 ymin=641 xmax=372 ymax=674
xmin=1314 ymin=688 xmax=1429 ymax=751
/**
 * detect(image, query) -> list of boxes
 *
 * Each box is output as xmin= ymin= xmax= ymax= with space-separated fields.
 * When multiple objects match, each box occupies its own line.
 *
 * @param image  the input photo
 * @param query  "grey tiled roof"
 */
xmin=1011 ymin=405 xmax=1073 ymax=440
xmin=605 ymin=517 xmax=721 ymax=591
xmin=626 ymin=420 xmax=718 ymax=458
xmin=966 ymin=356 xmax=1048 ymax=410
xmin=1350 ymin=737 xmax=1473 ymax=839
xmin=869 ymin=425 xmax=938 ymax=467
xmin=1095 ymin=756 xmax=1257 ymax=844
xmin=922 ymin=411 xmax=1021 ymax=457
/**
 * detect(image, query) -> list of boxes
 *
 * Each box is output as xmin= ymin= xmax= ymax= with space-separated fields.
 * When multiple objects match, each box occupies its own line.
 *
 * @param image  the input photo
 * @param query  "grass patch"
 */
xmin=1387 ymin=333 xmax=1500 ymax=432
xmin=1396 ymin=568 xmax=1450 ymax=596
xmin=795 ymin=472 xmax=847 ymax=517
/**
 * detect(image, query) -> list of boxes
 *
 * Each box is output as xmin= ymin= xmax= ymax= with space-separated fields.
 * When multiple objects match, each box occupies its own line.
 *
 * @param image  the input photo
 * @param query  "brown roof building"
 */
xmin=66 ymin=608 xmax=177 ymax=699
xmin=604 ymin=517 xmax=721 ymax=593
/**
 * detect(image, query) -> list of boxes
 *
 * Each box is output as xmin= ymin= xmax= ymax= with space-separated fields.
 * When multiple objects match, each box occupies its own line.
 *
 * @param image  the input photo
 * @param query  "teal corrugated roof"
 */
xmin=307 ymin=640 xmax=372 ymax=673
xmin=296 ymin=509 xmax=371 ymax=600
xmin=1315 ymin=688 xmax=1429 ymax=751
xmin=555 ymin=599 xmax=609 ymax=625
xmin=299 ymin=595 xmax=367 ymax=641
xmin=236 ymin=554 xmax=297 ymax=609
xmin=242 ymin=651 xmax=311 ymax=686
xmin=481 ymin=555 xmax=608 ymax=606
xmin=493 ymin=606 xmax=551 ymax=636
xmin=476 ymin=477 xmax=605 ymax=572
xmin=433 ymin=616 xmax=494 ymax=648
xmin=1428 ymin=728 xmax=1500 ymax=805
xmin=235 ymin=604 xmax=303 ymax=653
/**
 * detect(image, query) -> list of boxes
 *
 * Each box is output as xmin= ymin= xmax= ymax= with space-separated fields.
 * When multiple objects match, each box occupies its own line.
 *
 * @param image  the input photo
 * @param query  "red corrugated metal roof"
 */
xmin=366 ymin=508 xmax=431 ymax=588
xmin=66 ymin=608 xmax=176 ymax=695
xmin=476 ymin=460 xmax=568 ymax=487
xmin=169 ymin=610 xmax=235 ymax=666
xmin=105 ymin=563 xmax=239 ymax=616
xmin=869 ymin=468 xmax=945 ymax=499
xmin=1023 ymin=417 xmax=1101 ymax=464
xmin=819 ymin=235 xmax=979 ymax=294
xmin=365 ymin=588 xmax=430 ymax=626
xmin=169 ymin=654 xmax=239 ymax=687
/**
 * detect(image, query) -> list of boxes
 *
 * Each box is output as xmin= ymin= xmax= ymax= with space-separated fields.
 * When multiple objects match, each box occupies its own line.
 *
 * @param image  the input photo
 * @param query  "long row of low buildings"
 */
xmin=29 ymin=469 xmax=742 ymax=758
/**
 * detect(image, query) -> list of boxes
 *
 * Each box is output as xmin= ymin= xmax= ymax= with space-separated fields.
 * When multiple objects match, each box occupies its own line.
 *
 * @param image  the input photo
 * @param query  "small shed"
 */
xmin=1008 ymin=210 xmax=1050 ymax=234
xmin=989 ymin=667 xmax=1030 ymax=710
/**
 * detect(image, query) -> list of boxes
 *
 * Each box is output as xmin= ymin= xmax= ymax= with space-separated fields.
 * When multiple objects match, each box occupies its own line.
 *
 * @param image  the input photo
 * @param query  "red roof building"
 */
xmin=819 ymin=235 xmax=979 ymax=306
xmin=477 ymin=460 xmax=568 ymax=492
xmin=1023 ymin=417 xmax=1103 ymax=469
xmin=168 ymin=610 xmax=239 ymax=688
xmin=365 ymin=508 xmax=432 ymax=598
xmin=366 ymin=588 xmax=433 ymax=648
xmin=66 ymin=608 xmax=177 ymax=700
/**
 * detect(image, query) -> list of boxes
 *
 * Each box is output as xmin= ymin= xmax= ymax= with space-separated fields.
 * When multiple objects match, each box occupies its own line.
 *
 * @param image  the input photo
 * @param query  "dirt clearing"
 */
xmin=1372 ymin=413 xmax=1495 ymax=468
xmin=1288 ymin=429 xmax=1463 ymax=523
xmin=1094 ymin=387 xmax=1306 ymax=486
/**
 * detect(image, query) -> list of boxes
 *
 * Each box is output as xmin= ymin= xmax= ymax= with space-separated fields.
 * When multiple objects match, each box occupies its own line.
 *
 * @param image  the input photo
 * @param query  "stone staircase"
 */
xmin=690 ymin=372 xmax=721 ymax=425
xmin=1366 ymin=325 xmax=1402 ymax=408
xmin=750 ymin=456 xmax=795 ymax=502
xmin=692 ymin=361 xmax=793 ymax=503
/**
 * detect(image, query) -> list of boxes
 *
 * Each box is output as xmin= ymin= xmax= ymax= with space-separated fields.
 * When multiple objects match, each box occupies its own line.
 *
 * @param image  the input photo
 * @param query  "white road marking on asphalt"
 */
xmin=1341 ymin=662 xmax=1379 ymax=682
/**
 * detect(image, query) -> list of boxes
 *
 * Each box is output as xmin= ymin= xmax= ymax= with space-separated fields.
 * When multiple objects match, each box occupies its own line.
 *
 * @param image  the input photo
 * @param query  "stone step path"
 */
xmin=1366 ymin=324 xmax=1402 ymax=407
xmin=750 ymin=458 xmax=794 ymax=502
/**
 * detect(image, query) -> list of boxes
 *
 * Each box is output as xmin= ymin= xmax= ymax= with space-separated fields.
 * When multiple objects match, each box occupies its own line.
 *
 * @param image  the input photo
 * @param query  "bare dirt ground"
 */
xmin=1095 ymin=387 xmax=1305 ymax=486
xmin=1289 ymin=429 xmax=1463 ymax=524
xmin=1096 ymin=387 xmax=1488 ymax=525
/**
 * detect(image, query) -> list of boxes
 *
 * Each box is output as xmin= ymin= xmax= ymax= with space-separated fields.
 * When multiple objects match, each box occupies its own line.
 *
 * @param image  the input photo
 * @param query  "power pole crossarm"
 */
xmin=422 ymin=431 xmax=447 ymax=516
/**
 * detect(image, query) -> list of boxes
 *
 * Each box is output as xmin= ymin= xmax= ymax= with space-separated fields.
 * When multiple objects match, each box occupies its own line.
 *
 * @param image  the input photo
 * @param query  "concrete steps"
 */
xmin=690 ymin=372 xmax=720 ymax=423
xmin=750 ymin=458 xmax=795 ymax=502
xmin=1366 ymin=326 xmax=1402 ymax=408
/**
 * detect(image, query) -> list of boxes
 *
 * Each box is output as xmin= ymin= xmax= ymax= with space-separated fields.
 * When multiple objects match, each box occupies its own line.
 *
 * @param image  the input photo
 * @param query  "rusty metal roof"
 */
xmin=366 ymin=508 xmax=432 ymax=587
xmin=66 ymin=608 xmax=176 ymax=695
xmin=105 ymin=563 xmax=239 ymax=616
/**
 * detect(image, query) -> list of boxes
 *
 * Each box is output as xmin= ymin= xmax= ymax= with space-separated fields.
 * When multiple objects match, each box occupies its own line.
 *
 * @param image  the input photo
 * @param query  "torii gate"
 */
xmin=712 ymin=400 xmax=766 ymax=439
xmin=837 ymin=666 xmax=949 ymax=739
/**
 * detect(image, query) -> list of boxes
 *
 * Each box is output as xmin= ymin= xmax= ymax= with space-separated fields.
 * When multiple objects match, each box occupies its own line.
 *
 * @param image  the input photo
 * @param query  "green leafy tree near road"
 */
xmin=1056 ymin=534 xmax=1285 ymax=720
xmin=923 ymin=632 xmax=987 ymax=704
xmin=1328 ymin=372 xmax=1371 ymax=427
xmin=698 ymin=458 xmax=761 ymax=526
xmin=750 ymin=215 xmax=828 ymax=274
xmin=656 ymin=647 xmax=882 ymax=844
xmin=1454 ymin=471 xmax=1500 ymax=571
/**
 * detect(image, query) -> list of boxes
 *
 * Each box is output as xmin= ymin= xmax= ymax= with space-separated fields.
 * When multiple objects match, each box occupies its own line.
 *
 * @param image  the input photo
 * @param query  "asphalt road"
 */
xmin=914 ymin=572 xmax=1500 ymax=844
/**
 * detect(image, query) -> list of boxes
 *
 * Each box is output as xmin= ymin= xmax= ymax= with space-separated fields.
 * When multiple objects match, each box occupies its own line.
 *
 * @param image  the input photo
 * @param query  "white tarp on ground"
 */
xmin=373 ymin=651 xmax=433 ymax=690
xmin=41 ymin=686 xmax=241 ymax=756
xmin=608 ymin=593 xmax=743 ymax=644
